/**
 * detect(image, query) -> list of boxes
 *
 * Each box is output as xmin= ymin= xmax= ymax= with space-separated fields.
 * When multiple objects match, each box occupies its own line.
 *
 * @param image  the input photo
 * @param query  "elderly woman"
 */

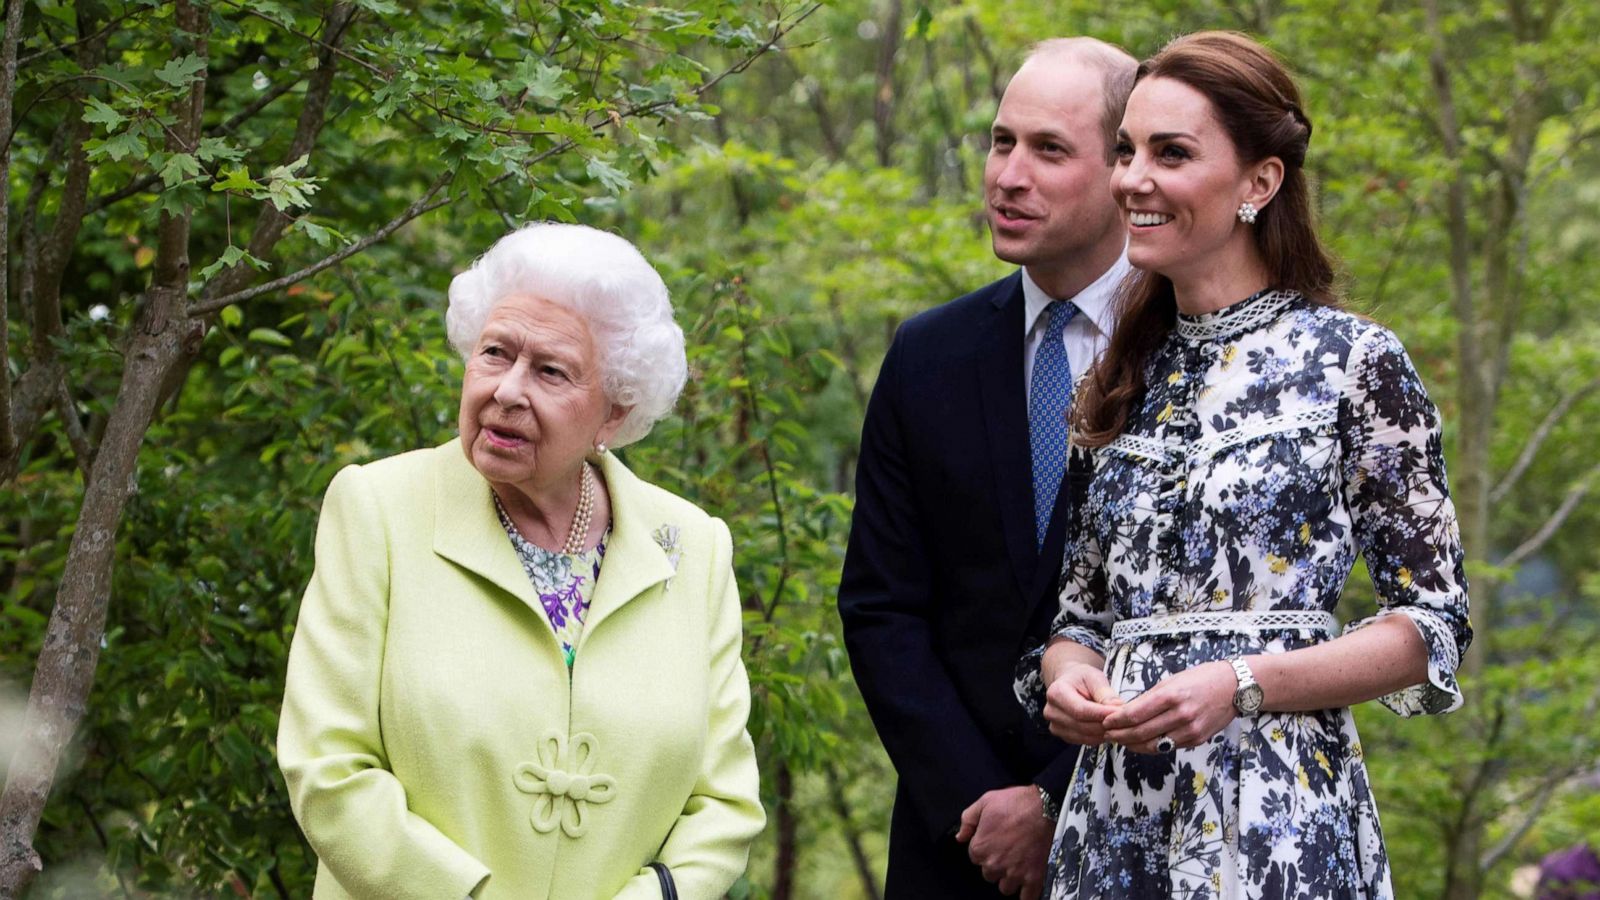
xmin=277 ymin=223 xmax=764 ymax=900
xmin=1015 ymin=32 xmax=1471 ymax=899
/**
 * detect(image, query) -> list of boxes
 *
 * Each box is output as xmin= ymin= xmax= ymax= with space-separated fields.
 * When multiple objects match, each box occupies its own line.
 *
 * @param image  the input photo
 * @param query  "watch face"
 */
xmin=1236 ymin=683 xmax=1265 ymax=715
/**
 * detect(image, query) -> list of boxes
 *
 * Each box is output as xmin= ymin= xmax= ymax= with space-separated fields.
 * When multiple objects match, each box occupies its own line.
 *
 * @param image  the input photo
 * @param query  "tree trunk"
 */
xmin=0 ymin=5 xmax=206 ymax=894
xmin=871 ymin=0 xmax=903 ymax=169
xmin=0 ymin=280 xmax=195 ymax=899
xmin=772 ymin=761 xmax=798 ymax=900
xmin=0 ymin=0 xmax=26 ymax=459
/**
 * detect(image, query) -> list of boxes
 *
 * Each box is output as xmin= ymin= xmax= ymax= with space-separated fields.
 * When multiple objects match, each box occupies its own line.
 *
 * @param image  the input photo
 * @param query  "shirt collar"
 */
xmin=1020 ymin=250 xmax=1131 ymax=338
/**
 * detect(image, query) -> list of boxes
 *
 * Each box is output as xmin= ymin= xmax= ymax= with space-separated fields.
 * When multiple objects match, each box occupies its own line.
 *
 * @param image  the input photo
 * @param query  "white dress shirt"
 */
xmin=1022 ymin=252 xmax=1132 ymax=405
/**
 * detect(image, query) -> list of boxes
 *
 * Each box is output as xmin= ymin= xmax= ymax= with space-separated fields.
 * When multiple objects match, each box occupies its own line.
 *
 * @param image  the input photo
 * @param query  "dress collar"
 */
xmin=1175 ymin=288 xmax=1303 ymax=342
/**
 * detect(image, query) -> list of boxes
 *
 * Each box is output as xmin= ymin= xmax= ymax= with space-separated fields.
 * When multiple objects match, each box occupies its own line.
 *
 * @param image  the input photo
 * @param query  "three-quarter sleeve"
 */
xmin=1338 ymin=328 xmax=1472 ymax=716
xmin=613 ymin=516 xmax=765 ymax=900
xmin=277 ymin=465 xmax=490 ymax=899
xmin=1014 ymin=447 xmax=1114 ymax=727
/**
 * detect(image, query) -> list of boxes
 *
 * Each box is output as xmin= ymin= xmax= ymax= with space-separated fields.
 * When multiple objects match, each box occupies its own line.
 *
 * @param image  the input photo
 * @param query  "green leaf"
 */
xmin=291 ymin=218 xmax=338 ymax=247
xmin=585 ymin=157 xmax=632 ymax=194
xmin=352 ymin=0 xmax=400 ymax=13
xmin=246 ymin=327 xmax=292 ymax=348
xmin=158 ymin=152 xmax=202 ymax=188
xmin=220 ymin=305 xmax=244 ymax=328
xmin=83 ymin=97 xmax=124 ymax=130
xmin=508 ymin=60 xmax=571 ymax=106
xmin=259 ymin=155 xmax=320 ymax=211
xmin=154 ymin=54 xmax=207 ymax=88
xmin=196 ymin=137 xmax=244 ymax=163
xmin=199 ymin=245 xmax=269 ymax=281
xmin=212 ymin=166 xmax=262 ymax=193
xmin=86 ymin=131 xmax=146 ymax=162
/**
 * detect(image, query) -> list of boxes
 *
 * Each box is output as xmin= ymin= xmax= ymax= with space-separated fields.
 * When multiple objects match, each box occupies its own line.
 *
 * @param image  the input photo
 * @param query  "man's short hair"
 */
xmin=1021 ymin=37 xmax=1138 ymax=163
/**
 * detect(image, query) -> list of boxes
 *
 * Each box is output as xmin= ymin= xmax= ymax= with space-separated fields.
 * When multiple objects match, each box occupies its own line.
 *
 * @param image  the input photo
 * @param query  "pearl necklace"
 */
xmin=561 ymin=462 xmax=596 ymax=556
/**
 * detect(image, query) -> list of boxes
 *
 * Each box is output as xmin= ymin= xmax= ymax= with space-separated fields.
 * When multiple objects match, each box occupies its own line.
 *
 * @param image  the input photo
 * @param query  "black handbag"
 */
xmin=647 ymin=862 xmax=677 ymax=900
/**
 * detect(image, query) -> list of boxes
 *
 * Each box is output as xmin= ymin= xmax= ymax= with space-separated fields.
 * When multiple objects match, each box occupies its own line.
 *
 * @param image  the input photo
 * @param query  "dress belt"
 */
xmin=1110 ymin=609 xmax=1339 ymax=643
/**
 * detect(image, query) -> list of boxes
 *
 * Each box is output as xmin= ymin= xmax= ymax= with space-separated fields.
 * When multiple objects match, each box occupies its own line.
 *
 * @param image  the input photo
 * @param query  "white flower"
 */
xmin=88 ymin=304 xmax=110 ymax=322
xmin=252 ymin=70 xmax=269 ymax=91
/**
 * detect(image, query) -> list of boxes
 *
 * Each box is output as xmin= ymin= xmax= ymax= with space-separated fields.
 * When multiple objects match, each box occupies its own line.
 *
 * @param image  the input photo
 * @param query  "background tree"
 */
xmin=0 ymin=0 xmax=810 ymax=894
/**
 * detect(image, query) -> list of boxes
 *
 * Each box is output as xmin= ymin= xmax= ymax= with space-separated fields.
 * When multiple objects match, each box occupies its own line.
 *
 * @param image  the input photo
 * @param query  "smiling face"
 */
xmin=1112 ymin=76 xmax=1277 ymax=296
xmin=984 ymin=57 xmax=1124 ymax=294
xmin=458 ymin=295 xmax=628 ymax=496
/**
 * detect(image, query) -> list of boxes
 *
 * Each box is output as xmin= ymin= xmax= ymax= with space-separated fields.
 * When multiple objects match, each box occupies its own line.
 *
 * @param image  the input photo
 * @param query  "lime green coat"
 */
xmin=277 ymin=442 xmax=764 ymax=899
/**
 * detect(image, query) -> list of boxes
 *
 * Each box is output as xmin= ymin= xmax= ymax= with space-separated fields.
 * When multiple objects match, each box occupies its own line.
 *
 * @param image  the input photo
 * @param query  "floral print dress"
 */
xmin=495 ymin=498 xmax=607 ymax=669
xmin=1014 ymin=289 xmax=1471 ymax=899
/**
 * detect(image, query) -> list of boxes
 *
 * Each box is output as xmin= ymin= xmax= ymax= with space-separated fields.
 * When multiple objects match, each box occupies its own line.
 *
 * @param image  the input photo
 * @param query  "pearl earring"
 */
xmin=594 ymin=441 xmax=608 ymax=455
xmin=1237 ymin=201 xmax=1259 ymax=225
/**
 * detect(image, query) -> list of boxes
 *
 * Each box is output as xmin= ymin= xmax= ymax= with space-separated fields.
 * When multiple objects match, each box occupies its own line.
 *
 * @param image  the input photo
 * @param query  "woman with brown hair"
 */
xmin=1013 ymin=32 xmax=1471 ymax=898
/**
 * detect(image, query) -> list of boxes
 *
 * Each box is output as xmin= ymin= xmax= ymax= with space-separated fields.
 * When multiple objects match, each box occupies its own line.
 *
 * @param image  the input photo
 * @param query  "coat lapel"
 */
xmin=975 ymin=274 xmax=1037 ymax=601
xmin=432 ymin=446 xmax=676 ymax=637
xmin=580 ymin=452 xmax=676 ymax=637
xmin=431 ymin=443 xmax=547 ymax=617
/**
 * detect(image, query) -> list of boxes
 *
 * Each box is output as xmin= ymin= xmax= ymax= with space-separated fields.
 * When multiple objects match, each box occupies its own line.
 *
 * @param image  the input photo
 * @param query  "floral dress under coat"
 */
xmin=494 ymin=497 xmax=607 ymax=669
xmin=1014 ymin=289 xmax=1472 ymax=899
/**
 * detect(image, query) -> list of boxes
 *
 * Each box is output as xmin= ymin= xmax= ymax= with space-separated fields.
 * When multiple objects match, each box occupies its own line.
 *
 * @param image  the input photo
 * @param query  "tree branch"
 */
xmin=16 ymin=4 xmax=159 ymax=67
xmin=4 ymin=7 xmax=103 ymax=480
xmin=201 ymin=2 xmax=357 ymax=305
xmin=86 ymin=73 xmax=306 ymax=215
xmin=187 ymin=169 xmax=455 ymax=316
xmin=1479 ymin=685 xmax=1600 ymax=872
xmin=1499 ymin=460 xmax=1600 ymax=570
xmin=53 ymin=380 xmax=92 ymax=480
xmin=1491 ymin=376 xmax=1600 ymax=503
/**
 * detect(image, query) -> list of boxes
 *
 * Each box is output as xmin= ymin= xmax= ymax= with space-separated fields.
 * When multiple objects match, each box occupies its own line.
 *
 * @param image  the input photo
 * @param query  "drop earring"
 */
xmin=1237 ymin=201 xmax=1258 ymax=224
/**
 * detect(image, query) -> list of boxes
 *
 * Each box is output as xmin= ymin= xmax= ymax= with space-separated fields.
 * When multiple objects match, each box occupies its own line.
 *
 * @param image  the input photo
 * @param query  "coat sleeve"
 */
xmin=837 ymin=330 xmax=1016 ymax=842
xmin=277 ymin=465 xmax=490 ymax=899
xmin=612 ymin=516 xmax=765 ymax=900
xmin=1338 ymin=327 xmax=1472 ymax=716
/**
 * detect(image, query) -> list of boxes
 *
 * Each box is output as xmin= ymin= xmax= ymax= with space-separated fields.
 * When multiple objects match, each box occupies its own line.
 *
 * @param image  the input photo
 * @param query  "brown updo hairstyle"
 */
xmin=1074 ymin=31 xmax=1342 ymax=448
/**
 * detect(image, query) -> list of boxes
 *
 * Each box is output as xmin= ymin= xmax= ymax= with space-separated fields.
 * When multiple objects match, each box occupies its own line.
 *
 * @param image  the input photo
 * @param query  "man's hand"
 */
xmin=1043 ymin=662 xmax=1122 ymax=745
xmin=953 ymin=785 xmax=1052 ymax=899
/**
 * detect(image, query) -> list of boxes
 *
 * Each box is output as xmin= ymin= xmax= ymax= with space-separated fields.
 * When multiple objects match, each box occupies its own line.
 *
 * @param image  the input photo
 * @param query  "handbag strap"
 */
xmin=648 ymin=862 xmax=677 ymax=900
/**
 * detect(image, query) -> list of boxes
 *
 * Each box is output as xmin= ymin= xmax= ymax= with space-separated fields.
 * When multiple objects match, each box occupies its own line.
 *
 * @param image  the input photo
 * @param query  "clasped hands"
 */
xmin=1043 ymin=659 xmax=1239 ymax=754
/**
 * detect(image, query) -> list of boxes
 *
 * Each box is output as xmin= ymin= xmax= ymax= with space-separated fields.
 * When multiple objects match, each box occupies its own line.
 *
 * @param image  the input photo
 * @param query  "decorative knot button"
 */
xmin=513 ymin=731 xmax=616 ymax=837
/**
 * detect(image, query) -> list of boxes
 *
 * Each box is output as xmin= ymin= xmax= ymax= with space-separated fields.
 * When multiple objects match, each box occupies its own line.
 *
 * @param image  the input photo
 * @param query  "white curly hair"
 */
xmin=446 ymin=223 xmax=687 ymax=449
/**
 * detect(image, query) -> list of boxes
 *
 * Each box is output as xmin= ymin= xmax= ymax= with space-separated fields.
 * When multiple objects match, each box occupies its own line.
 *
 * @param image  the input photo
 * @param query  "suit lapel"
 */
xmin=975 ymin=274 xmax=1037 ymax=601
xmin=581 ymin=452 xmax=676 ymax=637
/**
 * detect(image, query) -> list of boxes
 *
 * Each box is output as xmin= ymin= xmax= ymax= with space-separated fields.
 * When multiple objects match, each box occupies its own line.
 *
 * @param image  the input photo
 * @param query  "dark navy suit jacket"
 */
xmin=839 ymin=273 xmax=1082 ymax=897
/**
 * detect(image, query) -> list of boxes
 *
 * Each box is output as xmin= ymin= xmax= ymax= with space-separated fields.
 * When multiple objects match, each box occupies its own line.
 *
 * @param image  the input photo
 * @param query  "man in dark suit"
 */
xmin=838 ymin=38 xmax=1138 ymax=899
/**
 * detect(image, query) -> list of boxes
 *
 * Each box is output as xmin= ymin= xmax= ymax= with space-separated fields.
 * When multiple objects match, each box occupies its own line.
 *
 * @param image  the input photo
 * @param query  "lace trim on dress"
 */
xmin=1186 ymin=403 xmax=1339 ymax=463
xmin=1175 ymin=289 xmax=1300 ymax=342
xmin=1103 ymin=432 xmax=1170 ymax=465
xmin=1101 ymin=404 xmax=1339 ymax=470
xmin=1111 ymin=609 xmax=1338 ymax=642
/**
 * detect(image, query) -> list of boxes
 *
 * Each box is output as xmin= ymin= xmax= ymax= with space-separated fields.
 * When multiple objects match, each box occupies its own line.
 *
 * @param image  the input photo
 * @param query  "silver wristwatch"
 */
xmin=1229 ymin=657 xmax=1264 ymax=717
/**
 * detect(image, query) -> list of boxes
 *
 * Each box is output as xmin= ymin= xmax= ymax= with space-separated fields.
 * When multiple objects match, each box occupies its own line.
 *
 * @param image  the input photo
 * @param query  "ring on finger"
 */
xmin=1155 ymin=735 xmax=1176 ymax=754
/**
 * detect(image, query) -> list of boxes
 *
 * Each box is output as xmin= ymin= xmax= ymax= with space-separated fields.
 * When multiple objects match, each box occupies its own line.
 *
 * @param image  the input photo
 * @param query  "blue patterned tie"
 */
xmin=1029 ymin=300 xmax=1077 ymax=549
